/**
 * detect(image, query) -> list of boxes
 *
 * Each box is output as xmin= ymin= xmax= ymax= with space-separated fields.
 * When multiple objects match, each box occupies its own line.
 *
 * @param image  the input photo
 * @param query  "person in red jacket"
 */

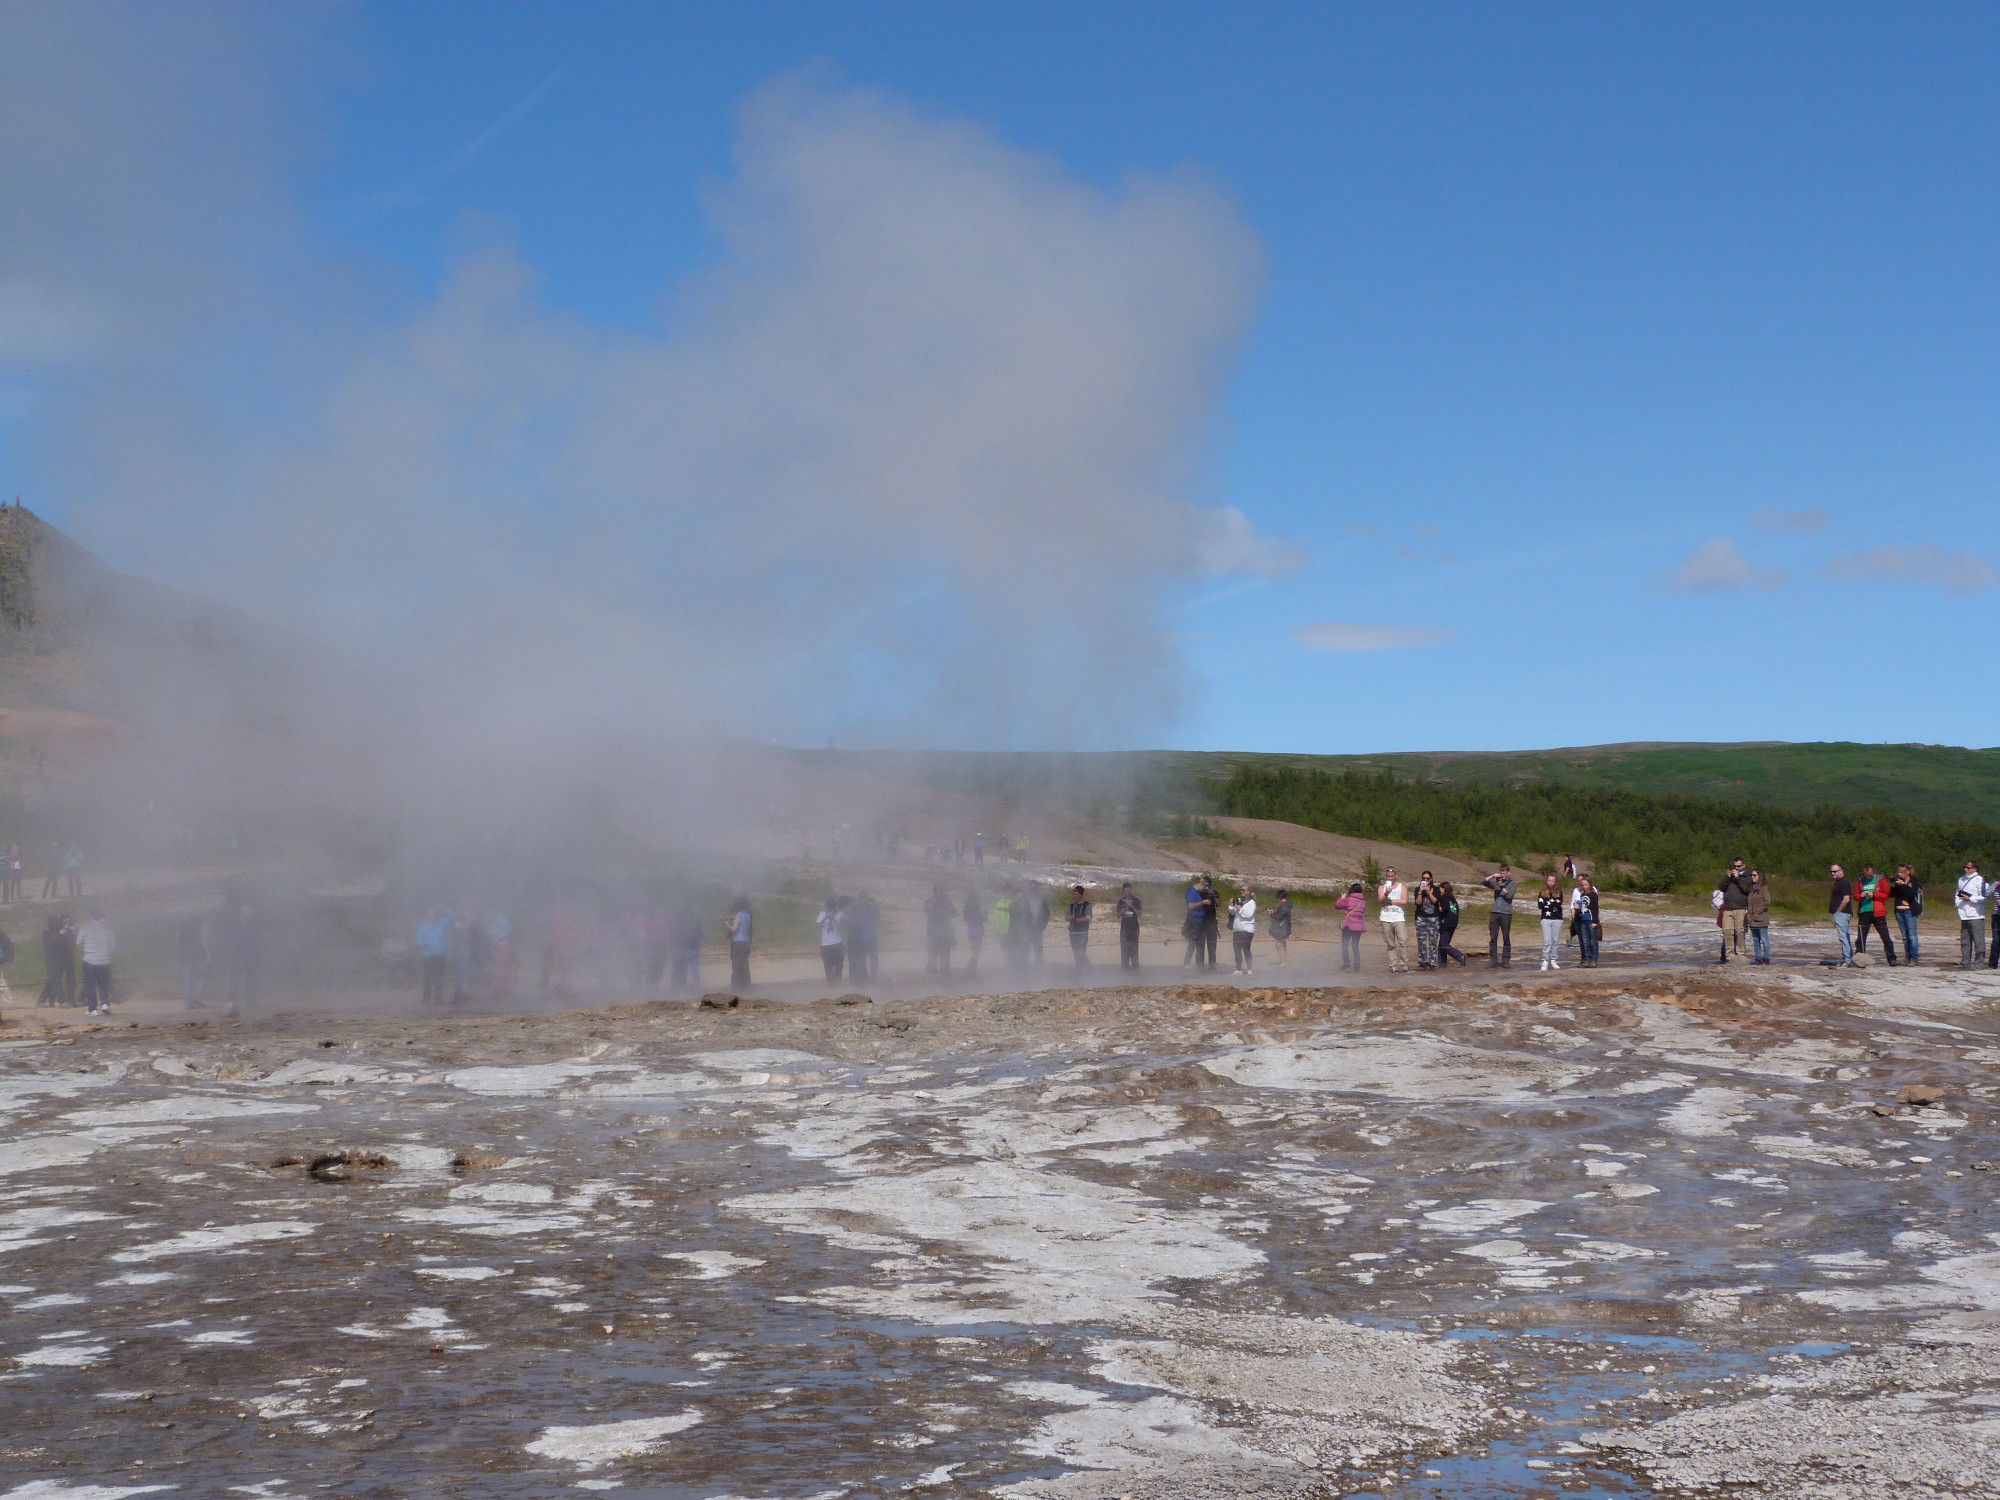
xmin=1854 ymin=862 xmax=1898 ymax=965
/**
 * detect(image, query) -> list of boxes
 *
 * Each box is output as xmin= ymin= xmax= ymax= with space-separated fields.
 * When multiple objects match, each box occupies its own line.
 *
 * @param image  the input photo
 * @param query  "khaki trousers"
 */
xmin=1381 ymin=919 xmax=1408 ymax=970
xmin=1722 ymin=909 xmax=1746 ymax=950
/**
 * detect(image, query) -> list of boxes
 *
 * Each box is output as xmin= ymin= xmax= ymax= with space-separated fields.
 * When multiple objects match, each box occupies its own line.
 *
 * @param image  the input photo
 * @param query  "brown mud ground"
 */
xmin=3 ymin=964 xmax=1998 ymax=1497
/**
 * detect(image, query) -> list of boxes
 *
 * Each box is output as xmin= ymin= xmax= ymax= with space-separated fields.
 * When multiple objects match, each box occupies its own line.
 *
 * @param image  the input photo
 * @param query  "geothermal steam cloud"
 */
xmin=3 ymin=9 xmax=1294 ymax=752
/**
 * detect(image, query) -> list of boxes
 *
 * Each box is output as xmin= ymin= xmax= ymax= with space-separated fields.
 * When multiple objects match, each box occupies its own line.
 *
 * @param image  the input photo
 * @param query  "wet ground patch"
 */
xmin=1 ymin=968 xmax=1996 ymax=1496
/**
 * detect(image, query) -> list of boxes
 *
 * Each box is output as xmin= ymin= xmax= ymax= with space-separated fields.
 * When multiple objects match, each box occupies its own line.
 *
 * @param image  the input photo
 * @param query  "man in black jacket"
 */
xmin=1196 ymin=877 xmax=1221 ymax=971
xmin=1116 ymin=883 xmax=1142 ymax=970
xmin=1027 ymin=887 xmax=1050 ymax=966
xmin=1720 ymin=858 xmax=1753 ymax=961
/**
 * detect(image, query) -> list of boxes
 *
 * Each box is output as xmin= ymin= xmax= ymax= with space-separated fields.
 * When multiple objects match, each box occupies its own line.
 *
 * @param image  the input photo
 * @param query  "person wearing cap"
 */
xmin=1719 ymin=858 xmax=1753 ymax=962
xmin=1376 ymin=867 xmax=1409 ymax=973
xmin=1481 ymin=864 xmax=1516 ymax=968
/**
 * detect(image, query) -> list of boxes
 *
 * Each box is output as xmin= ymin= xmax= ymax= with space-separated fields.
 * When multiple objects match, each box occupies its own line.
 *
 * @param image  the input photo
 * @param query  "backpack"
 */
xmin=1911 ymin=882 xmax=1924 ymax=916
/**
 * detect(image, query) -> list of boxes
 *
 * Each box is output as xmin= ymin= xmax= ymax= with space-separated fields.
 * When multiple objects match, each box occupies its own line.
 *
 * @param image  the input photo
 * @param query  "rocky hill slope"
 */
xmin=0 ymin=505 xmax=377 ymax=846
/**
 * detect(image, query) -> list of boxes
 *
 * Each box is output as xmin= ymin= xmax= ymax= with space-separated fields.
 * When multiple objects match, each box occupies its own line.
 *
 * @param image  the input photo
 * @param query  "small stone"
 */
xmin=698 ymin=994 xmax=740 ymax=1010
xmin=451 ymin=1151 xmax=507 ymax=1173
xmin=1897 ymin=1084 xmax=1944 ymax=1106
xmin=310 ymin=1150 xmax=393 ymax=1180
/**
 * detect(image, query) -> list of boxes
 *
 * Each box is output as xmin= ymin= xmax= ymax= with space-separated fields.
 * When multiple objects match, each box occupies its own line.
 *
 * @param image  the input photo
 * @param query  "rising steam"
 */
xmin=3 ymin=11 xmax=1289 ymax=787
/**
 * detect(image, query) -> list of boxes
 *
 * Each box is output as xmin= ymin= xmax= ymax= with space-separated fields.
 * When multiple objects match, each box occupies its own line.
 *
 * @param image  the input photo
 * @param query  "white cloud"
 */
xmin=1749 ymin=507 xmax=1829 ymax=533
xmin=1821 ymin=545 xmax=2000 ymax=595
xmin=1661 ymin=539 xmax=1784 ymax=593
xmin=1194 ymin=505 xmax=1304 ymax=578
xmin=1293 ymin=622 xmax=1453 ymax=652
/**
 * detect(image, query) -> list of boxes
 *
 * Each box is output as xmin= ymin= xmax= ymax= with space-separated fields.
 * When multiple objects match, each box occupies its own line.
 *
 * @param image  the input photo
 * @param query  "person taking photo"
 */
xmin=1377 ymin=867 xmax=1409 ymax=974
xmin=1481 ymin=864 xmax=1516 ymax=968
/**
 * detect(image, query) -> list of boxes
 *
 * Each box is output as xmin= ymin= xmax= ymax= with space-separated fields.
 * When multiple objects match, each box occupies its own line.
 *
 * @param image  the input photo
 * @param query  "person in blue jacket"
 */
xmin=416 ymin=906 xmax=453 ymax=1007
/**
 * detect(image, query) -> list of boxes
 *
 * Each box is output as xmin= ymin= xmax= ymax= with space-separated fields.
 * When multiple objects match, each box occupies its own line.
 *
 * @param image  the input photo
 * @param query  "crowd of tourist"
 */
xmin=0 ymin=841 xmax=84 ymax=903
xmin=915 ymin=831 xmax=1033 ymax=865
xmin=17 ymin=843 xmax=2000 ymax=1018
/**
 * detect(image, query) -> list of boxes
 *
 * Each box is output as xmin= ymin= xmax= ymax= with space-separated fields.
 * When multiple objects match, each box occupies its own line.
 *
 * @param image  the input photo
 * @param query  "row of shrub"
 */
xmin=1210 ymin=766 xmax=2000 ymax=893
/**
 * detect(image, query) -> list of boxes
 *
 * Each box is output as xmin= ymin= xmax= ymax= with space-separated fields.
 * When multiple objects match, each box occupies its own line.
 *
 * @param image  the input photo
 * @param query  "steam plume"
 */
xmin=5 ymin=13 xmax=1284 ymax=782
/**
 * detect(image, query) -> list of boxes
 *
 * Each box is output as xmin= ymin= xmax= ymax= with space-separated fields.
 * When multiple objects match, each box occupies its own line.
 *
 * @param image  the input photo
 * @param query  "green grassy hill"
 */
xmin=1146 ymin=742 xmax=2000 ymax=825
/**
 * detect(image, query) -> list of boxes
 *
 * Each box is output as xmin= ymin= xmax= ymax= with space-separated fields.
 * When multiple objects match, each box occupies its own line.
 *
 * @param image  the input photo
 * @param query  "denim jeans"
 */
xmin=1578 ymin=921 xmax=1600 ymax=965
xmin=1340 ymin=929 xmax=1363 ymax=969
xmin=1750 ymin=925 xmax=1770 ymax=962
xmin=1896 ymin=910 xmax=1919 ymax=965
xmin=80 ymin=962 xmax=111 ymax=1011
xmin=1833 ymin=911 xmax=1853 ymax=964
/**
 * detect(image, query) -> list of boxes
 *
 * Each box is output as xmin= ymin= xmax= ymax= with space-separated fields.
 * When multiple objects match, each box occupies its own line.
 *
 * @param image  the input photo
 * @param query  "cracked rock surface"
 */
xmin=0 ymin=965 xmax=1996 ymax=1496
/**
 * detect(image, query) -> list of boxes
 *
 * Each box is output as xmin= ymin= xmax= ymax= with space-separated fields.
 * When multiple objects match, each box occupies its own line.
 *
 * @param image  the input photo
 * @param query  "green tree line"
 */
xmin=1212 ymin=767 xmax=2000 ymax=892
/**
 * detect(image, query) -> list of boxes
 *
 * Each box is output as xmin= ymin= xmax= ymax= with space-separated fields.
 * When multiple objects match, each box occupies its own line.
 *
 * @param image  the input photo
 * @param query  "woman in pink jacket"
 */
xmin=1335 ymin=882 xmax=1368 ymax=971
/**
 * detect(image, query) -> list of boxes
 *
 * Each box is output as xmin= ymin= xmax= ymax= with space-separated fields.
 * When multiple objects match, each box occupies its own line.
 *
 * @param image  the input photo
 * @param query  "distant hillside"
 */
xmin=0 ymin=504 xmax=340 ymax=722
xmin=0 ymin=504 xmax=383 ymax=845
xmin=1210 ymin=761 xmax=2000 ymax=892
xmin=1144 ymin=742 xmax=2000 ymax=826
xmin=793 ymin=742 xmax=2000 ymax=826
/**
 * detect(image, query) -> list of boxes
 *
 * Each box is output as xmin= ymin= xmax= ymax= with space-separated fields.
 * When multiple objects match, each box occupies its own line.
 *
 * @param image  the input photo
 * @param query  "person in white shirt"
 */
xmin=1536 ymin=876 xmax=1567 ymax=970
xmin=815 ymin=898 xmax=846 ymax=982
xmin=1228 ymin=885 xmax=1257 ymax=974
xmin=1956 ymin=860 xmax=1989 ymax=969
xmin=77 ymin=912 xmax=115 ymax=1014
xmin=1377 ymin=868 xmax=1409 ymax=973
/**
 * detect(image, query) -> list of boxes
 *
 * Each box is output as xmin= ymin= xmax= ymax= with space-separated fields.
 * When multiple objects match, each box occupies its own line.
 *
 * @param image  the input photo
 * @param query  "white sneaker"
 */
xmin=1539 ymin=960 xmax=1550 ymax=971
xmin=1551 ymin=961 xmax=1561 ymax=970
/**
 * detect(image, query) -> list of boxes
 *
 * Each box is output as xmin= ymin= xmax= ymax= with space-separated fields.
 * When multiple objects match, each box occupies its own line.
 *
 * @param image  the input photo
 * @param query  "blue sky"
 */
xmin=3 ymin=3 xmax=1996 ymax=754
